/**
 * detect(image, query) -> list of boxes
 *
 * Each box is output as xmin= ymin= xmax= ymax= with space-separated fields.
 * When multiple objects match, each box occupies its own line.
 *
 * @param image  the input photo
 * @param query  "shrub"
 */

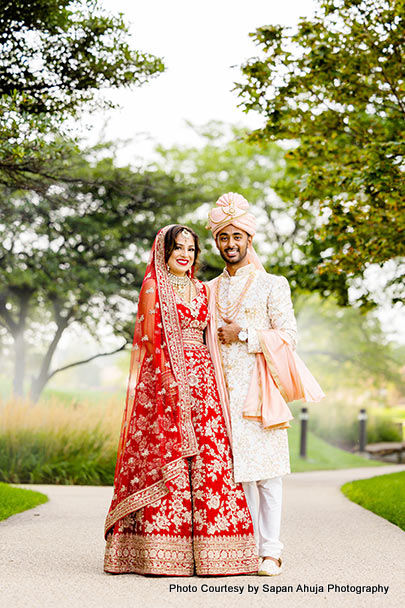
xmin=0 ymin=398 xmax=121 ymax=485
xmin=291 ymin=394 xmax=402 ymax=449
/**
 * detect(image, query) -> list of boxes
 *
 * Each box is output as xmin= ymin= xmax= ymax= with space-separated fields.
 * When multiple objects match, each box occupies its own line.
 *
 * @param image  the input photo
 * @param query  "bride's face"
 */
xmin=167 ymin=234 xmax=195 ymax=276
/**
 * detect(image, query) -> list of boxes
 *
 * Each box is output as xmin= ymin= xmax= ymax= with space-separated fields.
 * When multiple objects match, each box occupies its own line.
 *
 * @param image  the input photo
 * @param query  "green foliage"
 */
xmin=296 ymin=294 xmax=404 ymax=391
xmin=156 ymin=121 xmax=289 ymax=204
xmin=0 ymin=0 xmax=164 ymax=191
xmin=292 ymin=400 xmax=403 ymax=448
xmin=0 ymin=397 xmax=381 ymax=486
xmin=0 ymin=0 xmax=164 ymax=116
xmin=0 ymin=429 xmax=116 ymax=485
xmin=287 ymin=421 xmax=382 ymax=472
xmin=0 ymin=144 xmax=201 ymax=400
xmin=236 ymin=0 xmax=405 ymax=306
xmin=0 ymin=482 xmax=48 ymax=521
xmin=0 ymin=397 xmax=121 ymax=484
xmin=155 ymin=121 xmax=350 ymax=301
xmin=342 ymin=472 xmax=405 ymax=530
xmin=0 ymin=105 xmax=79 ymax=190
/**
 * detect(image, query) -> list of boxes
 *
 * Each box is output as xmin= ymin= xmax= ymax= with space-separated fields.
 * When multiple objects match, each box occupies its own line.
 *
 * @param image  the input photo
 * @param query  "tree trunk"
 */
xmin=29 ymin=317 xmax=69 ymax=403
xmin=13 ymin=330 xmax=26 ymax=397
xmin=30 ymin=372 xmax=51 ymax=404
xmin=11 ymin=291 xmax=31 ymax=398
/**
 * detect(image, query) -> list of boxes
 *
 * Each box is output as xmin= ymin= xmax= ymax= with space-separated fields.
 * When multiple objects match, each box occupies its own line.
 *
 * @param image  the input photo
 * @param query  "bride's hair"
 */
xmin=164 ymin=225 xmax=201 ymax=267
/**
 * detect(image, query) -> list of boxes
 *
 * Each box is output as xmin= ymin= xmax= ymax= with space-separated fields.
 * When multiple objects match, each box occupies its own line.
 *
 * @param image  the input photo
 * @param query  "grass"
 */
xmin=0 ymin=395 xmax=383 ymax=486
xmin=341 ymin=472 xmax=405 ymax=530
xmin=0 ymin=482 xmax=48 ymax=521
xmin=291 ymin=397 xmax=403 ymax=449
xmin=288 ymin=422 xmax=384 ymax=472
xmin=370 ymin=406 xmax=405 ymax=440
xmin=40 ymin=386 xmax=125 ymax=407
xmin=0 ymin=397 xmax=119 ymax=485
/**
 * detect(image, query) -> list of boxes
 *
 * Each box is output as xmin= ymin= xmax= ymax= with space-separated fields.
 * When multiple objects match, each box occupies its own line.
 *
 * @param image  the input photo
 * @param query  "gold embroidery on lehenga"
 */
xmin=104 ymin=458 xmax=185 ymax=536
xmin=104 ymin=251 xmax=259 ymax=576
xmin=194 ymin=535 xmax=259 ymax=575
xmin=104 ymin=534 xmax=194 ymax=575
xmin=104 ymin=533 xmax=258 ymax=576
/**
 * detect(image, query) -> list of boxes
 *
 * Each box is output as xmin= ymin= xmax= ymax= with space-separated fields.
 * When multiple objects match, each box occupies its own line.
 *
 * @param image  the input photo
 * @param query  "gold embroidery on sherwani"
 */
xmin=216 ymin=265 xmax=294 ymax=482
xmin=215 ymin=271 xmax=255 ymax=320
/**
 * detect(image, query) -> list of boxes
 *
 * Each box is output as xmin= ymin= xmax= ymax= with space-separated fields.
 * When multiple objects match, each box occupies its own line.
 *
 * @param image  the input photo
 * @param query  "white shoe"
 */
xmin=258 ymin=557 xmax=283 ymax=576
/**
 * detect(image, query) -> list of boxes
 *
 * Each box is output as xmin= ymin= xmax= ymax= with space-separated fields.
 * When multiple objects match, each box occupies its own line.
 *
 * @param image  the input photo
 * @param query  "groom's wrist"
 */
xmin=238 ymin=328 xmax=248 ymax=342
xmin=247 ymin=327 xmax=263 ymax=353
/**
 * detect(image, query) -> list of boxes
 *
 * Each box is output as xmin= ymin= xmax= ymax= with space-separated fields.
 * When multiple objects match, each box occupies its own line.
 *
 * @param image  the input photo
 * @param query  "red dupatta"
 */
xmin=104 ymin=226 xmax=198 ymax=537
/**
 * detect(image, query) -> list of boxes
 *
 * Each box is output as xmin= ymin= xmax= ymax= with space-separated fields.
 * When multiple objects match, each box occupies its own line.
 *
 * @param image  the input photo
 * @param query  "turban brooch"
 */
xmin=207 ymin=192 xmax=257 ymax=237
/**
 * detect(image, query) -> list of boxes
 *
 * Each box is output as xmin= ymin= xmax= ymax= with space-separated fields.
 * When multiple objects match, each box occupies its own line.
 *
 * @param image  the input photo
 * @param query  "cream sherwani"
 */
xmin=214 ymin=263 xmax=297 ymax=483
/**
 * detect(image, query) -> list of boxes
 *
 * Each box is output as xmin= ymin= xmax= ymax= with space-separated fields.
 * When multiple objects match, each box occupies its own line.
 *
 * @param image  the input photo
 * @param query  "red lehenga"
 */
xmin=104 ymin=227 xmax=258 ymax=576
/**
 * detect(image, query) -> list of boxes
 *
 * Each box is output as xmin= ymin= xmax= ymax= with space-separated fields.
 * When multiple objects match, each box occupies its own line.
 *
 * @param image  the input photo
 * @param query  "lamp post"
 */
xmin=358 ymin=408 xmax=368 ymax=453
xmin=299 ymin=407 xmax=309 ymax=459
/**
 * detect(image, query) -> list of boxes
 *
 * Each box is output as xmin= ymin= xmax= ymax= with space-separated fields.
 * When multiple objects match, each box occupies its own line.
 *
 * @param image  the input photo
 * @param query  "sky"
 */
xmin=83 ymin=0 xmax=318 ymax=162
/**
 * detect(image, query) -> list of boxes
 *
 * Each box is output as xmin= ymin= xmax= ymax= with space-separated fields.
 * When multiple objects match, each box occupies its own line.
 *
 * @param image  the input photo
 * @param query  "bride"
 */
xmin=104 ymin=224 xmax=258 ymax=576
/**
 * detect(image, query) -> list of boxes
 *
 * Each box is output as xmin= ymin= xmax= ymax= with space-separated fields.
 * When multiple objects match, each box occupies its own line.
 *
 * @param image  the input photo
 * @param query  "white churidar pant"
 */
xmin=242 ymin=476 xmax=283 ymax=559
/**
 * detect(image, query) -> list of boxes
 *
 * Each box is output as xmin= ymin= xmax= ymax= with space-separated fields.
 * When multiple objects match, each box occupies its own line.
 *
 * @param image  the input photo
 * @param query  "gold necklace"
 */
xmin=168 ymin=271 xmax=191 ymax=297
xmin=215 ymin=272 xmax=255 ymax=320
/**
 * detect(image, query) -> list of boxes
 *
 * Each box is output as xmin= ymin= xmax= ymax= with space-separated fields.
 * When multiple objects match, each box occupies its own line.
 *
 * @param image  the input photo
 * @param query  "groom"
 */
xmin=205 ymin=192 xmax=298 ymax=576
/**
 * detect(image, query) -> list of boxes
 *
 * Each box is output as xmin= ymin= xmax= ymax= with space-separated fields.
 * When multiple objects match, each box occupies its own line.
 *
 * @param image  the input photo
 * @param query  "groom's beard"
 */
xmin=219 ymin=242 xmax=249 ymax=265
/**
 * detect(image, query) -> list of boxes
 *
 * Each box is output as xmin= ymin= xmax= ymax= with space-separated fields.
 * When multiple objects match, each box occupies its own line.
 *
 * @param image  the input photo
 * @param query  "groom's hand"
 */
xmin=218 ymin=318 xmax=241 ymax=344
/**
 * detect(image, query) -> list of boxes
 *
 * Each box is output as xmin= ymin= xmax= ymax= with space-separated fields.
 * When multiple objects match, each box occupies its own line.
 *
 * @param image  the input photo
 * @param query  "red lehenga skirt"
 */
xmin=104 ymin=294 xmax=258 ymax=576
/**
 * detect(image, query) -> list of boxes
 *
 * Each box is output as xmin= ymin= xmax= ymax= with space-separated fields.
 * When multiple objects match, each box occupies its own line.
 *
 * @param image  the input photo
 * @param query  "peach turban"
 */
xmin=207 ymin=192 xmax=265 ymax=272
xmin=207 ymin=192 xmax=257 ymax=238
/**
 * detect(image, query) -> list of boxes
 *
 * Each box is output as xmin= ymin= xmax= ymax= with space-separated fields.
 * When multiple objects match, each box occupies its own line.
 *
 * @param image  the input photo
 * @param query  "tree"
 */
xmin=235 ymin=0 xmax=405 ymax=306
xmin=0 ymin=0 xmax=164 ymax=190
xmin=295 ymin=294 xmax=404 ymax=393
xmin=0 ymin=0 xmax=163 ymax=115
xmin=154 ymin=121 xmax=350 ymax=302
xmin=0 ymin=146 xmax=200 ymax=402
xmin=0 ymin=106 xmax=78 ymax=191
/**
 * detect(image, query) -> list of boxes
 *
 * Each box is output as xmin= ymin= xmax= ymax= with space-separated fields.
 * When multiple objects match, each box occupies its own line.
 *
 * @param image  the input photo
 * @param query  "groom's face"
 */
xmin=215 ymin=225 xmax=252 ymax=265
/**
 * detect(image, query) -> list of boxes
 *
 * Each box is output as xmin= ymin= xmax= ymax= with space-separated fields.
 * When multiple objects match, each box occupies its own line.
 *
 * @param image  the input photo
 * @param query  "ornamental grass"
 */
xmin=0 ymin=391 xmax=393 ymax=485
xmin=0 ymin=397 xmax=122 ymax=485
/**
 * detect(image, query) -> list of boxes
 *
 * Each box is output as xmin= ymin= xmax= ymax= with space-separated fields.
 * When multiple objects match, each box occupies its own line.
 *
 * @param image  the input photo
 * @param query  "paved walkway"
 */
xmin=1 ymin=465 xmax=404 ymax=608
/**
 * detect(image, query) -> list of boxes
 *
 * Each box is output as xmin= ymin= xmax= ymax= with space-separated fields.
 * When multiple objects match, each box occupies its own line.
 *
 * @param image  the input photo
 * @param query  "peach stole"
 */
xmin=206 ymin=277 xmax=325 ymax=441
